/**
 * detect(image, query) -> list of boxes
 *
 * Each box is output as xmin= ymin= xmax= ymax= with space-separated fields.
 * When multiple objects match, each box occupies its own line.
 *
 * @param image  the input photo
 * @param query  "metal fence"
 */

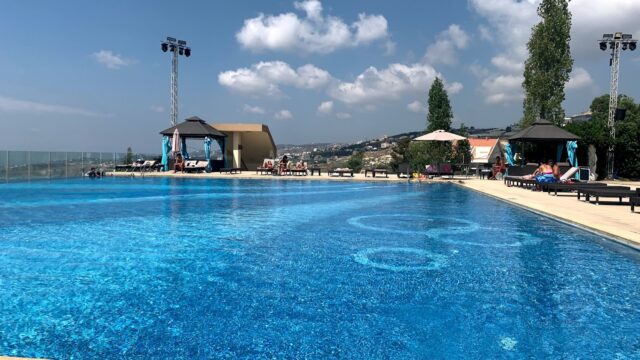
xmin=0 ymin=151 xmax=160 ymax=182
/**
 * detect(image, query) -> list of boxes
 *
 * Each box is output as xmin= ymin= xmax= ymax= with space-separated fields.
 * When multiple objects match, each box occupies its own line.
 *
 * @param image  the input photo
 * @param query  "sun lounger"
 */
xmin=396 ymin=163 xmax=412 ymax=178
xmin=422 ymin=164 xmax=453 ymax=178
xmin=544 ymin=182 xmax=607 ymax=196
xmin=219 ymin=167 xmax=242 ymax=174
xmin=287 ymin=162 xmax=308 ymax=176
xmin=309 ymin=167 xmax=321 ymax=176
xmin=578 ymin=187 xmax=638 ymax=205
xmin=365 ymin=168 xmax=388 ymax=178
xmin=115 ymin=164 xmax=132 ymax=172
xmin=329 ymin=168 xmax=354 ymax=177
xmin=184 ymin=160 xmax=207 ymax=173
xmin=631 ymin=197 xmax=640 ymax=213
xmin=256 ymin=159 xmax=276 ymax=175
xmin=289 ymin=169 xmax=308 ymax=176
xmin=131 ymin=160 xmax=159 ymax=172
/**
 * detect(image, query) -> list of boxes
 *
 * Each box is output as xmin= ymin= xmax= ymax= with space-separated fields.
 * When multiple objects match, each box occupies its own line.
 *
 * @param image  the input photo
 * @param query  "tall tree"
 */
xmin=426 ymin=77 xmax=453 ymax=132
xmin=125 ymin=147 xmax=133 ymax=164
xmin=453 ymin=123 xmax=472 ymax=164
xmin=521 ymin=0 xmax=573 ymax=127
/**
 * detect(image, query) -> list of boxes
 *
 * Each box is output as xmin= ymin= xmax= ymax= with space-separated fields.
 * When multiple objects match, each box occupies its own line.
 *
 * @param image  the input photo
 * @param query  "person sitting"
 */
xmin=534 ymin=159 xmax=558 ymax=184
xmin=277 ymin=155 xmax=289 ymax=175
xmin=265 ymin=160 xmax=274 ymax=169
xmin=87 ymin=167 xmax=99 ymax=178
xmin=520 ymin=163 xmax=541 ymax=180
xmin=489 ymin=155 xmax=506 ymax=180
xmin=174 ymin=153 xmax=185 ymax=173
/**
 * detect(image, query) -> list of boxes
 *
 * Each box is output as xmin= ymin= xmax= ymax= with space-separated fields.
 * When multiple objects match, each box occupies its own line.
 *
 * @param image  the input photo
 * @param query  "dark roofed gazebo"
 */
xmin=160 ymin=116 xmax=226 ymax=138
xmin=508 ymin=119 xmax=579 ymax=142
xmin=507 ymin=119 xmax=580 ymax=165
xmin=159 ymin=116 xmax=227 ymax=171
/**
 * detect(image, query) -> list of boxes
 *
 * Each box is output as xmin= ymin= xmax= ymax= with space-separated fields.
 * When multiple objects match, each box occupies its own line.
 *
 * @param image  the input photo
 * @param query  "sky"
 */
xmin=1 ymin=0 xmax=639 ymax=153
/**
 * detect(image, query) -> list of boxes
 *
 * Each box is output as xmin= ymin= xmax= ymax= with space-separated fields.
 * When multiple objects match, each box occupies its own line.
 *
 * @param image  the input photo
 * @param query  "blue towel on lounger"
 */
xmin=535 ymin=173 xmax=557 ymax=183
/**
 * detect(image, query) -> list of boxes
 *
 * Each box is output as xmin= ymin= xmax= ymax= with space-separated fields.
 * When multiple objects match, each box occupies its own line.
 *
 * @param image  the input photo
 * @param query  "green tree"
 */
xmin=565 ymin=94 xmax=640 ymax=179
xmin=521 ymin=0 xmax=573 ymax=127
xmin=347 ymin=150 xmax=365 ymax=172
xmin=426 ymin=77 xmax=453 ymax=132
xmin=406 ymin=142 xmax=453 ymax=171
xmin=453 ymin=124 xmax=472 ymax=164
xmin=389 ymin=138 xmax=411 ymax=171
xmin=125 ymin=147 xmax=133 ymax=164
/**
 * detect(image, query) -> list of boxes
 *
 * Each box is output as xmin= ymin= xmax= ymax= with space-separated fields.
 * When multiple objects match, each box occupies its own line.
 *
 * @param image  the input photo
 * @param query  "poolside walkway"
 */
xmin=107 ymin=171 xmax=640 ymax=248
xmin=457 ymin=179 xmax=640 ymax=249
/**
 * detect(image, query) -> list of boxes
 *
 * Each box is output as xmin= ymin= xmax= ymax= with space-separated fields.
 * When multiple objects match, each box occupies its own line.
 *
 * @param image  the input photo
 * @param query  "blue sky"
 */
xmin=1 ymin=0 xmax=639 ymax=152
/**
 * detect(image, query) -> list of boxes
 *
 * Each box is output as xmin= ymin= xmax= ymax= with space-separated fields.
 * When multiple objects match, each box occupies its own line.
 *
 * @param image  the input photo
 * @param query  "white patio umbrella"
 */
xmin=413 ymin=129 xmax=468 ymax=171
xmin=171 ymin=128 xmax=181 ymax=155
xmin=413 ymin=129 xmax=466 ymax=141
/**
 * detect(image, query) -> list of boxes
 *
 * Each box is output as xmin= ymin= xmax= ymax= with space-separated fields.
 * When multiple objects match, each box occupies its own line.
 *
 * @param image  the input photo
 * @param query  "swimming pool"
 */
xmin=1 ymin=178 xmax=639 ymax=358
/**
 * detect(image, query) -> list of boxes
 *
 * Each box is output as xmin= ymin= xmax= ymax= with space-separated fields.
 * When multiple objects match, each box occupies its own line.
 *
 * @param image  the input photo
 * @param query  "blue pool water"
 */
xmin=1 ymin=178 xmax=640 ymax=359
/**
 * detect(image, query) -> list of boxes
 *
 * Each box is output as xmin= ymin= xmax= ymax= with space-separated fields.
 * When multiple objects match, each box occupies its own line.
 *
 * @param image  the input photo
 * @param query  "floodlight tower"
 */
xmin=161 ymin=37 xmax=191 ymax=127
xmin=598 ymin=32 xmax=636 ymax=179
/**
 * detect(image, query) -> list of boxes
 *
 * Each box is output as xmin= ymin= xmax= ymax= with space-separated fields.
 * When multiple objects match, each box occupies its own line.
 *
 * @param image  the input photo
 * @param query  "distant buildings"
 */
xmin=564 ymin=111 xmax=592 ymax=125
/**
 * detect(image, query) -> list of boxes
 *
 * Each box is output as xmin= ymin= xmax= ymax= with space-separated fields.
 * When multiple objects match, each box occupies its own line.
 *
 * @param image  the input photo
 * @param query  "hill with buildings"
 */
xmin=277 ymin=126 xmax=516 ymax=170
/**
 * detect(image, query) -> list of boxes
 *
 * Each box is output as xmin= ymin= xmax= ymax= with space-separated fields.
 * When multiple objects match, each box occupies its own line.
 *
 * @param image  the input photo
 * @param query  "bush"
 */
xmin=347 ymin=151 xmax=364 ymax=172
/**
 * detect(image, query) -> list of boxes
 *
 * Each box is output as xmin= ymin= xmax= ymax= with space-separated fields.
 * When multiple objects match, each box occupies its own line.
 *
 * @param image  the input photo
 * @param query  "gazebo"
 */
xmin=507 ymin=119 xmax=580 ymax=166
xmin=159 ymin=116 xmax=227 ymax=171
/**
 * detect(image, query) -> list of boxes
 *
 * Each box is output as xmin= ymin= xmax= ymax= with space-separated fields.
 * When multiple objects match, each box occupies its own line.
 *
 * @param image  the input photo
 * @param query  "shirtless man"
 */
xmin=535 ymin=159 xmax=558 ymax=183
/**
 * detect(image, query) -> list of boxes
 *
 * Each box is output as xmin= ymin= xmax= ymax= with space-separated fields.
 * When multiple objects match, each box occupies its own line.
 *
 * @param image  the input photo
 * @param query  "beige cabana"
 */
xmin=211 ymin=123 xmax=277 ymax=170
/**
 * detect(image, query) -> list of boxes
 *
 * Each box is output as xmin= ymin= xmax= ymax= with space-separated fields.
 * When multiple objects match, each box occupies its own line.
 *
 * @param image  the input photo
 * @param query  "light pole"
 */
xmin=161 ymin=37 xmax=191 ymax=127
xmin=598 ymin=32 xmax=636 ymax=179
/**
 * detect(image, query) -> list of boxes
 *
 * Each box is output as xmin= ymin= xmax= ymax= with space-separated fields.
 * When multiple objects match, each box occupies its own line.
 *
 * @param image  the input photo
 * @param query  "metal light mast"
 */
xmin=161 ymin=37 xmax=191 ymax=127
xmin=598 ymin=32 xmax=636 ymax=179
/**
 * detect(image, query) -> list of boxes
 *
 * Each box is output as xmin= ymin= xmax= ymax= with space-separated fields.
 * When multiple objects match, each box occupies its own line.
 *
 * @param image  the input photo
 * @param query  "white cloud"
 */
xmin=150 ymin=105 xmax=165 ymax=113
xmin=469 ymin=64 xmax=490 ymax=78
xmin=336 ymin=112 xmax=352 ymax=119
xmin=491 ymin=56 xmax=523 ymax=73
xmin=481 ymin=74 xmax=524 ymax=104
xmin=91 ymin=50 xmax=134 ymax=69
xmin=275 ymin=109 xmax=293 ymax=120
xmin=329 ymin=63 xmax=439 ymax=104
xmin=384 ymin=40 xmax=396 ymax=55
xmin=218 ymin=61 xmax=331 ymax=97
xmin=425 ymin=24 xmax=470 ymax=65
xmin=353 ymin=13 xmax=389 ymax=44
xmin=478 ymin=25 xmax=492 ymax=41
xmin=407 ymin=100 xmax=426 ymax=113
xmin=317 ymin=100 xmax=333 ymax=115
xmin=0 ymin=95 xmax=106 ymax=117
xmin=469 ymin=0 xmax=537 ymax=103
xmin=470 ymin=0 xmax=640 ymax=104
xmin=236 ymin=0 xmax=389 ymax=54
xmin=566 ymin=67 xmax=594 ymax=90
xmin=243 ymin=104 xmax=266 ymax=114
xmin=570 ymin=0 xmax=640 ymax=60
xmin=446 ymin=82 xmax=464 ymax=94
xmin=220 ymin=60 xmax=462 ymax=107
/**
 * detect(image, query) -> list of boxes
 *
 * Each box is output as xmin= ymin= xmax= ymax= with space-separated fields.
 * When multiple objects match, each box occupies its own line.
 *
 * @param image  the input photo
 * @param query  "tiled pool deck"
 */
xmin=109 ymin=171 xmax=640 ymax=248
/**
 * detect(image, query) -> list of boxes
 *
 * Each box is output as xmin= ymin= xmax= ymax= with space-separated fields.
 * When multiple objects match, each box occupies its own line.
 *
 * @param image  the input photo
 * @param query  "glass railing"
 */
xmin=0 ymin=151 xmax=161 ymax=182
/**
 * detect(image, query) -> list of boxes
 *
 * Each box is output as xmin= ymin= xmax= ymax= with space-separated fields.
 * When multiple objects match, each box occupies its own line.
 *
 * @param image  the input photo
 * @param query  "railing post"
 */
xmin=27 ymin=151 xmax=31 ymax=181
